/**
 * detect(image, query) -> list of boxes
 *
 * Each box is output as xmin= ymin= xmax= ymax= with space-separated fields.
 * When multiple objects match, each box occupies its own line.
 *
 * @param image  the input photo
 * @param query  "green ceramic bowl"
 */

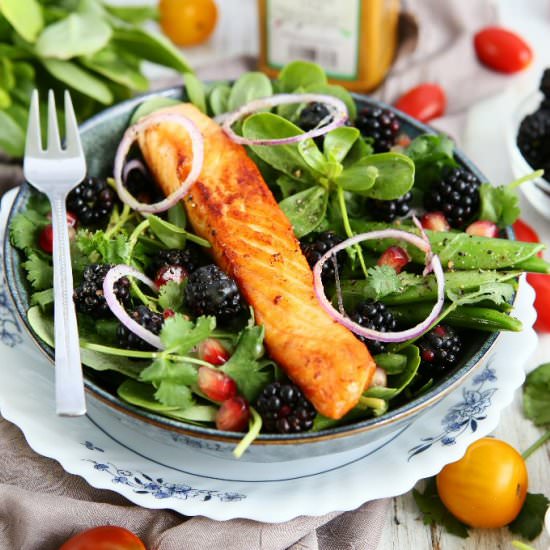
xmin=3 ymin=88 xmax=504 ymax=462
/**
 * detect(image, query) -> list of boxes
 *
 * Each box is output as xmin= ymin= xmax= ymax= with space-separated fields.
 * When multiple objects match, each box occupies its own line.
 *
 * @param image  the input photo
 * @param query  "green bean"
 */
xmin=389 ymin=303 xmax=522 ymax=332
xmin=351 ymin=221 xmax=548 ymax=272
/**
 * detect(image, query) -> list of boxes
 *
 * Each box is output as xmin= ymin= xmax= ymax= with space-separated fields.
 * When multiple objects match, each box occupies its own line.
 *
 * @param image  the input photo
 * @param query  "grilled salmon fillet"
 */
xmin=138 ymin=103 xmax=375 ymax=419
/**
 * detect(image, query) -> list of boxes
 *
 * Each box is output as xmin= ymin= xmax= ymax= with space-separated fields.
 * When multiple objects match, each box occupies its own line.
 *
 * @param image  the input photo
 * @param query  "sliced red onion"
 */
xmin=221 ymin=93 xmax=348 ymax=146
xmin=313 ymin=230 xmax=445 ymax=343
xmin=122 ymin=158 xmax=147 ymax=184
xmin=103 ymin=265 xmax=163 ymax=350
xmin=114 ymin=112 xmax=204 ymax=213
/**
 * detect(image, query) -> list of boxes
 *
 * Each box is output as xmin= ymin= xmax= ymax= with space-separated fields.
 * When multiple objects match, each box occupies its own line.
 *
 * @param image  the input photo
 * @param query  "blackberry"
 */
xmin=255 ymin=382 xmax=316 ymax=434
xmin=540 ymin=68 xmax=550 ymax=109
xmin=116 ymin=305 xmax=163 ymax=351
xmin=73 ymin=264 xmax=130 ymax=319
xmin=517 ymin=109 xmax=550 ymax=170
xmin=418 ymin=324 xmax=462 ymax=375
xmin=184 ymin=264 xmax=244 ymax=325
xmin=368 ymin=191 xmax=413 ymax=222
xmin=151 ymin=245 xmax=205 ymax=275
xmin=300 ymin=231 xmax=347 ymax=282
xmin=424 ymin=167 xmax=480 ymax=228
xmin=67 ymin=176 xmax=117 ymax=227
xmin=350 ymin=301 xmax=396 ymax=354
xmin=355 ymin=107 xmax=400 ymax=152
xmin=298 ymin=102 xmax=331 ymax=132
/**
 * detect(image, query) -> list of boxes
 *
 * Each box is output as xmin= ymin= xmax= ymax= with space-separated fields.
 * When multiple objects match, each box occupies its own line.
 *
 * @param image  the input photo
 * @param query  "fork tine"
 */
xmin=25 ymin=90 xmax=42 ymax=157
xmin=63 ymin=90 xmax=83 ymax=157
xmin=47 ymin=90 xmax=62 ymax=152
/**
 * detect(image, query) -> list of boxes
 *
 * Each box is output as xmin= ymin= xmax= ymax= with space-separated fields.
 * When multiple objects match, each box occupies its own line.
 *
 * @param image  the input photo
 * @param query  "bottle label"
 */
xmin=265 ymin=0 xmax=361 ymax=80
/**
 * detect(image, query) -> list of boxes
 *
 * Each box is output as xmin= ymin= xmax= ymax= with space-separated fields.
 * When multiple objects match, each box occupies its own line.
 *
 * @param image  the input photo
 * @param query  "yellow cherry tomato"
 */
xmin=436 ymin=437 xmax=528 ymax=528
xmin=159 ymin=0 xmax=218 ymax=47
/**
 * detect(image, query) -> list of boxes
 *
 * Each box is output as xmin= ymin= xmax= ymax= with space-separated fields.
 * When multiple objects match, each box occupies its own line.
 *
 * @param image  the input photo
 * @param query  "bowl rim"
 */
xmin=3 ymin=86 xmax=507 ymax=445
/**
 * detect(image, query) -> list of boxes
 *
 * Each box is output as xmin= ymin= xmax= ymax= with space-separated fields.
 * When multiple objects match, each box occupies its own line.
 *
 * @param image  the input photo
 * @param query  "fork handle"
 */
xmin=50 ymin=195 xmax=86 ymax=416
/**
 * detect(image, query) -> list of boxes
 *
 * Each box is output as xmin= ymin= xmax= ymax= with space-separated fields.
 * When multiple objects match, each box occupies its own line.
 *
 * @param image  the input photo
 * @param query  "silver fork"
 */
xmin=24 ymin=90 xmax=87 ymax=416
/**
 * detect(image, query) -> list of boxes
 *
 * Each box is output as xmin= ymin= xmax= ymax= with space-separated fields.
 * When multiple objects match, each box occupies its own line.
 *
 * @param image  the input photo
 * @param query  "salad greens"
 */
xmin=0 ymin=0 xmax=191 ymax=157
xmin=8 ymin=60 xmax=550 ymax=454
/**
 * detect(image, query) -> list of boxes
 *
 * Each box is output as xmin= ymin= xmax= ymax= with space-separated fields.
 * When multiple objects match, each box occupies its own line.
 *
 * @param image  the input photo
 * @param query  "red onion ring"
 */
xmin=114 ymin=113 xmax=204 ymax=213
xmin=312 ymin=230 xmax=445 ymax=343
xmin=122 ymin=158 xmax=148 ymax=184
xmin=103 ymin=265 xmax=163 ymax=350
xmin=221 ymin=93 xmax=348 ymax=146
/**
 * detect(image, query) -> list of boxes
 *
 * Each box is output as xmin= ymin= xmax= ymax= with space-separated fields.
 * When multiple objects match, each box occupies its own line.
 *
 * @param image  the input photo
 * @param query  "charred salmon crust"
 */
xmin=138 ymin=103 xmax=376 ymax=419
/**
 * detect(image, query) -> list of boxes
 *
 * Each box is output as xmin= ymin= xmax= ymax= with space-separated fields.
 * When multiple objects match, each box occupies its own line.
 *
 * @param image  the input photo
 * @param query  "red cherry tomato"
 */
xmin=394 ymin=83 xmax=446 ymax=123
xmin=512 ymin=219 xmax=550 ymax=332
xmin=59 ymin=526 xmax=146 ymax=550
xmin=474 ymin=27 xmax=533 ymax=74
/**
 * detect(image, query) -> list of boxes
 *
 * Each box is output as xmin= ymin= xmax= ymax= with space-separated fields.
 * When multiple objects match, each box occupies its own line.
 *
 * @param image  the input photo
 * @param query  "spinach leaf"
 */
xmin=279 ymin=186 xmax=328 ymax=238
xmin=228 ymin=71 xmax=272 ymax=111
xmin=130 ymin=96 xmax=182 ymax=124
xmin=41 ymin=59 xmax=113 ymax=104
xmin=324 ymin=127 xmax=360 ymax=164
xmin=112 ymin=27 xmax=192 ymax=74
xmin=36 ymin=13 xmax=111 ymax=59
xmin=80 ymin=46 xmax=148 ymax=91
xmin=184 ymin=72 xmax=206 ymax=113
xmin=0 ymin=0 xmax=43 ymax=43
xmin=278 ymin=60 xmax=327 ymax=92
xmin=208 ymin=83 xmax=231 ymax=116
xmin=242 ymin=112 xmax=319 ymax=182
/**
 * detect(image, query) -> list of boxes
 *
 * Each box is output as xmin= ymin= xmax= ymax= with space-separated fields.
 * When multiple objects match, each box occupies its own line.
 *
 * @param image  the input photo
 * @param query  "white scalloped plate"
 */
xmin=0 ymin=188 xmax=538 ymax=522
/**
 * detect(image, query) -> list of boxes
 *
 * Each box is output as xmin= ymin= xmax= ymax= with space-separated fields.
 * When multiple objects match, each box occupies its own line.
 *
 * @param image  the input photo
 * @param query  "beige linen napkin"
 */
xmin=0 ymin=1 xmax=513 ymax=549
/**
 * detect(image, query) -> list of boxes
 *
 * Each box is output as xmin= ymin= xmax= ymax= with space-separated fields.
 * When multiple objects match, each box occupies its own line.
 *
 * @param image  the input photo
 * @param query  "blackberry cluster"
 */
xmin=424 ymin=167 xmax=480 ymax=228
xmin=184 ymin=264 xmax=244 ymax=325
xmin=73 ymin=264 xmax=130 ymax=319
xmin=355 ymin=107 xmax=400 ymax=152
xmin=300 ymin=231 xmax=347 ymax=282
xmin=151 ymin=246 xmax=205 ymax=275
xmin=418 ymin=324 xmax=462 ymax=374
xmin=298 ymin=102 xmax=331 ymax=132
xmin=255 ymin=382 xmax=316 ymax=434
xmin=117 ymin=305 xmax=164 ymax=351
xmin=67 ymin=176 xmax=117 ymax=227
xmin=350 ymin=301 xmax=396 ymax=354
xmin=368 ymin=191 xmax=413 ymax=222
xmin=517 ymin=110 xmax=550 ymax=173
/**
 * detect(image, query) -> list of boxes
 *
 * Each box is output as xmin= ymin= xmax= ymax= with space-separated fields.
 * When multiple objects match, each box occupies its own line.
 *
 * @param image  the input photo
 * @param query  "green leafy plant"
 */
xmin=0 ymin=0 xmax=192 ymax=157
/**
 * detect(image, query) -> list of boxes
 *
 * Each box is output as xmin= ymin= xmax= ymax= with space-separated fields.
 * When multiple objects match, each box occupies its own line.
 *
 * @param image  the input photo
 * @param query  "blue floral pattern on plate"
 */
xmin=85 ymin=458 xmax=246 ymax=502
xmin=0 ymin=253 xmax=22 ymax=349
xmin=408 ymin=362 xmax=498 ymax=460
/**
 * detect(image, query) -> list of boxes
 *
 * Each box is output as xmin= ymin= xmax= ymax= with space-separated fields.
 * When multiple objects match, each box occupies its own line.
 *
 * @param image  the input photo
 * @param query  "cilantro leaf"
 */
xmin=366 ymin=265 xmax=401 ymax=299
xmin=10 ymin=211 xmax=47 ymax=250
xmin=75 ymin=229 xmax=133 ymax=265
xmin=140 ymin=357 xmax=198 ymax=385
xmin=154 ymin=380 xmax=195 ymax=409
xmin=159 ymin=314 xmax=215 ymax=353
xmin=22 ymin=252 xmax=53 ymax=290
xmin=523 ymin=363 xmax=550 ymax=426
xmin=479 ymin=183 xmax=521 ymax=228
xmin=158 ymin=280 xmax=186 ymax=312
xmin=221 ymin=325 xmax=271 ymax=401
xmin=412 ymin=478 xmax=469 ymax=538
xmin=448 ymin=282 xmax=515 ymax=307
xmin=508 ymin=493 xmax=550 ymax=541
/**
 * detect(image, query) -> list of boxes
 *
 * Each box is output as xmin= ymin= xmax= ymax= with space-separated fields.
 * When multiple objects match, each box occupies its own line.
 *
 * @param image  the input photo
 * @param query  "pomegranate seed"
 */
xmin=422 ymin=349 xmax=435 ymax=362
xmin=377 ymin=246 xmax=411 ymax=273
xmin=154 ymin=265 xmax=188 ymax=287
xmin=198 ymin=366 xmax=238 ymax=402
xmin=215 ymin=396 xmax=250 ymax=432
xmin=38 ymin=225 xmax=54 ymax=254
xmin=395 ymin=134 xmax=412 ymax=148
xmin=198 ymin=338 xmax=230 ymax=366
xmin=47 ymin=210 xmax=78 ymax=227
xmin=163 ymin=308 xmax=175 ymax=319
xmin=433 ymin=325 xmax=447 ymax=337
xmin=421 ymin=211 xmax=450 ymax=232
xmin=466 ymin=220 xmax=499 ymax=238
